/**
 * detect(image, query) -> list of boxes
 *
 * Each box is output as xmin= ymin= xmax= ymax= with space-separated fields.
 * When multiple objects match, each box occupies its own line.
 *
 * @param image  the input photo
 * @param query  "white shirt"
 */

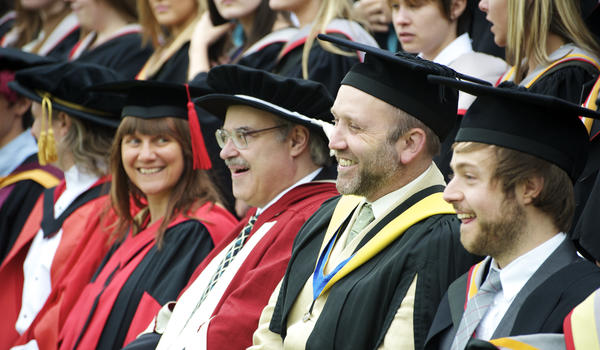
xmin=15 ymin=165 xmax=99 ymax=334
xmin=430 ymin=33 xmax=473 ymax=66
xmin=0 ymin=130 xmax=38 ymax=176
xmin=476 ymin=233 xmax=568 ymax=340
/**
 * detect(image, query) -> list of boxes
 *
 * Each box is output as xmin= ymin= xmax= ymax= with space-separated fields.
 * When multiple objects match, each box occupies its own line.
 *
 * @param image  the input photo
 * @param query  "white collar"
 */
xmin=490 ymin=233 xmax=567 ymax=302
xmin=369 ymin=164 xmax=432 ymax=220
xmin=63 ymin=165 xmax=100 ymax=193
xmin=0 ymin=130 xmax=38 ymax=176
xmin=429 ymin=33 xmax=473 ymax=66
xmin=255 ymin=167 xmax=323 ymax=215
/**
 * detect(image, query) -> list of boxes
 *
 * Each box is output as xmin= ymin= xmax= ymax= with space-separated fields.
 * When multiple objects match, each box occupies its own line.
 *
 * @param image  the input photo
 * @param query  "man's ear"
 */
xmin=289 ymin=125 xmax=310 ymax=157
xmin=397 ymin=128 xmax=426 ymax=164
xmin=520 ymin=176 xmax=544 ymax=205
xmin=12 ymin=97 xmax=31 ymax=117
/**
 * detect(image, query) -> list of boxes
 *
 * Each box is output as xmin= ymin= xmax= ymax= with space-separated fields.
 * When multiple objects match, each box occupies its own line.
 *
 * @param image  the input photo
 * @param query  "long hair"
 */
xmin=301 ymin=0 xmax=365 ymax=79
xmin=507 ymin=0 xmax=600 ymax=84
xmin=137 ymin=0 xmax=205 ymax=48
xmin=59 ymin=114 xmax=114 ymax=177
xmin=13 ymin=2 xmax=41 ymax=48
xmin=109 ymin=116 xmax=221 ymax=247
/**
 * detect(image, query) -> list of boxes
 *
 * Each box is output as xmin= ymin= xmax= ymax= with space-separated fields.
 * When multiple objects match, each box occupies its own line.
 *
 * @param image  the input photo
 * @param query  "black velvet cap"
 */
xmin=0 ymin=47 xmax=55 ymax=71
xmin=194 ymin=64 xmax=334 ymax=134
xmin=90 ymin=80 xmax=212 ymax=120
xmin=8 ymin=61 xmax=124 ymax=128
xmin=428 ymin=76 xmax=600 ymax=182
xmin=318 ymin=34 xmax=473 ymax=141
xmin=90 ymin=79 xmax=215 ymax=170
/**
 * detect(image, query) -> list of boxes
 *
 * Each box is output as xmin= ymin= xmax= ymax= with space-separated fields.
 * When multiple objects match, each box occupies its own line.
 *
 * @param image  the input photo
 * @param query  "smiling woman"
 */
xmin=56 ymin=80 xmax=238 ymax=350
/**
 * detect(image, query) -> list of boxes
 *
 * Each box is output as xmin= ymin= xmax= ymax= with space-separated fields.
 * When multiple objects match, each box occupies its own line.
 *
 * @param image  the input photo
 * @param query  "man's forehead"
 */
xmin=224 ymin=104 xmax=280 ymax=127
xmin=450 ymin=147 xmax=495 ymax=169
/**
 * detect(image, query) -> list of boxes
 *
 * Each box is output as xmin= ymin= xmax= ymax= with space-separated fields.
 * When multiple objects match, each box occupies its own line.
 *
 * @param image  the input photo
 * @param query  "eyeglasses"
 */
xmin=215 ymin=125 xmax=286 ymax=149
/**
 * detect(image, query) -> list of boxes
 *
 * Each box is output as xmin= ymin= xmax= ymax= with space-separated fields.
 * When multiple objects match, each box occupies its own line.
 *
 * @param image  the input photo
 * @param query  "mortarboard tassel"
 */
xmin=42 ymin=95 xmax=58 ymax=164
xmin=185 ymin=84 xmax=212 ymax=170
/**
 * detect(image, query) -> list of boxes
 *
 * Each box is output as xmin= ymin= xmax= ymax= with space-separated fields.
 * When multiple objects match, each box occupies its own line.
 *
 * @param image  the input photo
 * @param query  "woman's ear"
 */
xmin=54 ymin=111 xmax=72 ymax=139
xmin=450 ymin=0 xmax=467 ymax=20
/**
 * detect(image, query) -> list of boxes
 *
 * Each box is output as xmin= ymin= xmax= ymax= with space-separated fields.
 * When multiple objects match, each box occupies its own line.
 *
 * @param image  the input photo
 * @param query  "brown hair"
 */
xmin=109 ymin=116 xmax=222 ymax=246
xmin=13 ymin=1 xmax=71 ymax=51
xmin=388 ymin=0 xmax=471 ymax=37
xmin=137 ymin=0 xmax=205 ymax=48
xmin=389 ymin=106 xmax=441 ymax=158
xmin=454 ymin=142 xmax=575 ymax=232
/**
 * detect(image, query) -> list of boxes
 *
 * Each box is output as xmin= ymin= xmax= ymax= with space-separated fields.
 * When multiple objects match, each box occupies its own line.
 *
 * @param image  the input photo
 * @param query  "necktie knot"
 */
xmin=346 ymin=203 xmax=375 ymax=246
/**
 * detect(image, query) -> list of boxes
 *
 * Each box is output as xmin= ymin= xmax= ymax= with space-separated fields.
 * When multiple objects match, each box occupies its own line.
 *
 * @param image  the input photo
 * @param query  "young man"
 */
xmin=122 ymin=64 xmax=339 ymax=350
xmin=250 ymin=35 xmax=480 ymax=350
xmin=424 ymin=78 xmax=600 ymax=350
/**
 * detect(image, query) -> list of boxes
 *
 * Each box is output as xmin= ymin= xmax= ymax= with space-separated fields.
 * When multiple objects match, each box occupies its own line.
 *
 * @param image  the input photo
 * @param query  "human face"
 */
xmin=121 ymin=131 xmax=184 ymax=205
xmin=479 ymin=0 xmax=508 ymax=47
xmin=390 ymin=0 xmax=457 ymax=60
xmin=219 ymin=105 xmax=295 ymax=208
xmin=148 ymin=0 xmax=198 ymax=32
xmin=20 ymin=0 xmax=63 ymax=10
xmin=330 ymin=85 xmax=403 ymax=202
xmin=66 ymin=0 xmax=101 ymax=30
xmin=444 ymin=146 xmax=524 ymax=259
xmin=213 ymin=0 xmax=261 ymax=21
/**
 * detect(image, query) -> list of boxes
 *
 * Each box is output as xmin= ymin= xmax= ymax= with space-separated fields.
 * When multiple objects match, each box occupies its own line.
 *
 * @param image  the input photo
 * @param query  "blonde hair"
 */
xmin=300 ymin=0 xmax=366 ymax=79
xmin=507 ymin=0 xmax=600 ymax=84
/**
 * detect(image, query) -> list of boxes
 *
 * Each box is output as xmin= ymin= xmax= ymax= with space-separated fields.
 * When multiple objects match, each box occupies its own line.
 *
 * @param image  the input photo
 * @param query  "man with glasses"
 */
xmin=122 ymin=64 xmax=338 ymax=350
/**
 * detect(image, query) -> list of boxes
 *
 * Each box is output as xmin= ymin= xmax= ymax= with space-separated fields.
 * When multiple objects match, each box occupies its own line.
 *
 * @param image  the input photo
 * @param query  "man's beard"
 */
xmin=467 ymin=197 xmax=525 ymax=259
xmin=336 ymin=140 xmax=401 ymax=198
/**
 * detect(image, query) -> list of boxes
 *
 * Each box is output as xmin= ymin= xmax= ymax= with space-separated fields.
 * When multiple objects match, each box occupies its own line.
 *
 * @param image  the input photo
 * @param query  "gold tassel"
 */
xmin=41 ymin=95 xmax=58 ymax=164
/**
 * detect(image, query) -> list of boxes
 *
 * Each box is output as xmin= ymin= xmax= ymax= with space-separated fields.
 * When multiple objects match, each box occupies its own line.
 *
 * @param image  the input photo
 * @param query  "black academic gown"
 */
xmin=269 ymin=185 xmax=481 ymax=350
xmin=45 ymin=28 xmax=80 ymax=60
xmin=74 ymin=32 xmax=153 ymax=79
xmin=147 ymin=42 xmax=189 ymax=84
xmin=58 ymin=204 xmax=237 ymax=350
xmin=0 ymin=154 xmax=62 ymax=263
xmin=425 ymin=240 xmax=600 ymax=350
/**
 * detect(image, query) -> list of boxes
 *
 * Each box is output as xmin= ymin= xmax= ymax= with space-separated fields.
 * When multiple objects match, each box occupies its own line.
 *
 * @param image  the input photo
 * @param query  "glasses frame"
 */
xmin=215 ymin=124 xmax=287 ymax=149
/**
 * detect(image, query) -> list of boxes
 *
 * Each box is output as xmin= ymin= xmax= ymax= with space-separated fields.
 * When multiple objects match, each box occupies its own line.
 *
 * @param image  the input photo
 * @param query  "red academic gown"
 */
xmin=0 ymin=176 xmax=111 ymax=349
xmin=129 ymin=179 xmax=338 ymax=350
xmin=57 ymin=202 xmax=237 ymax=350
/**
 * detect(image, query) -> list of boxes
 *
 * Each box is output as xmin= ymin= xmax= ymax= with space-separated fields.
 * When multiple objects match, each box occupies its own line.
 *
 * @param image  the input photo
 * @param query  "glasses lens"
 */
xmin=231 ymin=130 xmax=247 ymax=149
xmin=215 ymin=129 xmax=228 ymax=148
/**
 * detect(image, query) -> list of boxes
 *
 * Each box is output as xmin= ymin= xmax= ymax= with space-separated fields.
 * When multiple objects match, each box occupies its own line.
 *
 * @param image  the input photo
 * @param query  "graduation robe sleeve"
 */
xmin=57 ymin=203 xmax=237 ymax=350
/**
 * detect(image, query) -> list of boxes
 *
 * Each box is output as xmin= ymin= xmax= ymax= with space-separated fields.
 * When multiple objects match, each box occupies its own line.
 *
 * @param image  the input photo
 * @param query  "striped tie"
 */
xmin=452 ymin=268 xmax=502 ymax=350
xmin=198 ymin=214 xmax=258 ymax=304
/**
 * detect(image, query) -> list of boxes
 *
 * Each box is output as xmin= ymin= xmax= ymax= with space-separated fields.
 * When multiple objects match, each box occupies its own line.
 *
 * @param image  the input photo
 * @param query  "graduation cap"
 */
xmin=194 ymin=64 xmax=334 ymax=140
xmin=427 ymin=76 xmax=600 ymax=182
xmin=316 ymin=34 xmax=491 ymax=141
xmin=0 ymin=47 xmax=55 ymax=103
xmin=90 ymin=80 xmax=213 ymax=170
xmin=8 ymin=61 xmax=125 ymax=165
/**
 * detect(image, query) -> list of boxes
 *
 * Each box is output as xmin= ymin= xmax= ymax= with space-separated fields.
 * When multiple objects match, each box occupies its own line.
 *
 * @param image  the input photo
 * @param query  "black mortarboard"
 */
xmin=0 ymin=47 xmax=55 ymax=71
xmin=8 ymin=61 xmax=125 ymax=165
xmin=8 ymin=61 xmax=124 ymax=128
xmin=428 ymin=76 xmax=600 ymax=182
xmin=90 ymin=80 xmax=214 ymax=170
xmin=194 ymin=64 xmax=334 ymax=140
xmin=317 ymin=34 xmax=488 ymax=141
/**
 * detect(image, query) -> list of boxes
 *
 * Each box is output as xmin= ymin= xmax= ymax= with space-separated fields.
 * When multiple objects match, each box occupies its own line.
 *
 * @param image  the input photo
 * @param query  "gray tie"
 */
xmin=346 ymin=203 xmax=374 ymax=246
xmin=451 ymin=268 xmax=502 ymax=350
